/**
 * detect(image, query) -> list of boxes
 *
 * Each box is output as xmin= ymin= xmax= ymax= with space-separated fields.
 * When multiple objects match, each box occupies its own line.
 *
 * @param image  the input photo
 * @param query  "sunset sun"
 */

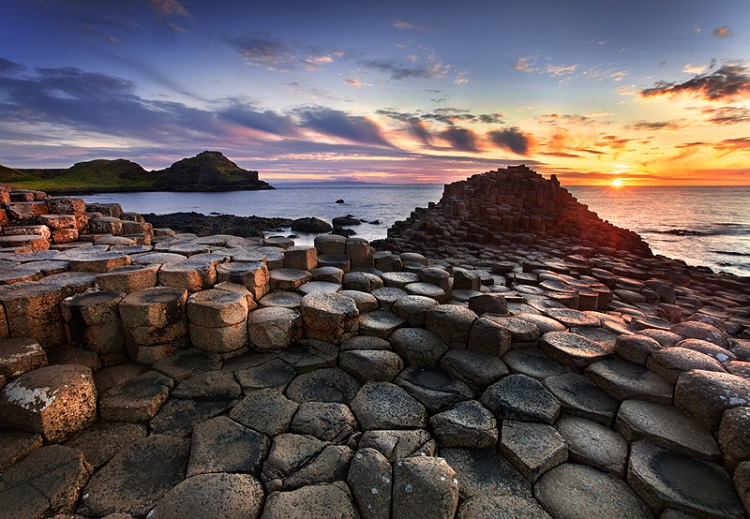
xmin=612 ymin=178 xmax=624 ymax=188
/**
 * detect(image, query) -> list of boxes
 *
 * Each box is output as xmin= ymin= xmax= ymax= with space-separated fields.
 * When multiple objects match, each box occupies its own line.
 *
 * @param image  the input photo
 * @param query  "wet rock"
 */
xmin=389 ymin=327 xmax=448 ymax=366
xmin=557 ymin=416 xmax=628 ymax=477
xmin=0 ymin=364 xmax=96 ymax=443
xmin=187 ymin=416 xmax=270 ymax=477
xmin=535 ymin=463 xmax=653 ymax=519
xmin=0 ymin=445 xmax=92 ymax=519
xmin=430 ymin=400 xmax=498 ymax=448
xmin=392 ymin=456 xmax=459 ymax=519
xmin=586 ymin=357 xmax=673 ymax=405
xmin=628 ymin=440 xmax=744 ymax=518
xmin=675 ymin=369 xmax=750 ymax=431
xmin=544 ymin=372 xmax=621 ymax=425
xmin=347 ymin=448 xmax=392 ymax=519
xmin=617 ymin=399 xmax=721 ymax=462
xmin=77 ymin=435 xmax=190 ymax=518
xmin=262 ymin=481 xmax=358 ymax=519
xmin=148 ymin=473 xmax=264 ymax=519
xmin=481 ymin=374 xmax=561 ymax=424
xmin=229 ymin=389 xmax=299 ymax=437
xmin=359 ymin=429 xmax=434 ymax=461
xmin=350 ymin=381 xmax=428 ymax=430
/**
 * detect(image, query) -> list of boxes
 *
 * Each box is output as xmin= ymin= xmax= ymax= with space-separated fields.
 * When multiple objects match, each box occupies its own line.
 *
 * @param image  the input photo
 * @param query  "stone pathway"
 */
xmin=0 ymin=185 xmax=748 ymax=518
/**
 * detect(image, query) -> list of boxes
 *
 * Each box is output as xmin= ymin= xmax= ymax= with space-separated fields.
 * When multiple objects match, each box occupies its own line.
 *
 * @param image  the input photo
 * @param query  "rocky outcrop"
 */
xmin=155 ymin=151 xmax=274 ymax=192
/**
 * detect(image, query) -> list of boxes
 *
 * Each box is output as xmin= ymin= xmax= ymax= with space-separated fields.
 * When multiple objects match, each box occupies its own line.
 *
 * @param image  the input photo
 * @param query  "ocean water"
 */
xmin=83 ymin=183 xmax=750 ymax=278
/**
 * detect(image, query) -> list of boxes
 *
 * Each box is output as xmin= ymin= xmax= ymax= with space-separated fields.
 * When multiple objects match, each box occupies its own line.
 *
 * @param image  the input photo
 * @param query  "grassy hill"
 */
xmin=0 ymin=152 xmax=274 ymax=193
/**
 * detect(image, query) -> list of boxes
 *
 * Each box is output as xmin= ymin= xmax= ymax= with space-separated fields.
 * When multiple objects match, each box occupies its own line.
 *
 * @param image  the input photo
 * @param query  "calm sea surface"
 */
xmin=83 ymin=184 xmax=750 ymax=278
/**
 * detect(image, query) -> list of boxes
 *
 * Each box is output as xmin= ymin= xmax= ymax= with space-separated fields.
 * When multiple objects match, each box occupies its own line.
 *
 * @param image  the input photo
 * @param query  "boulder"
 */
xmin=392 ymin=456 xmax=459 ymax=519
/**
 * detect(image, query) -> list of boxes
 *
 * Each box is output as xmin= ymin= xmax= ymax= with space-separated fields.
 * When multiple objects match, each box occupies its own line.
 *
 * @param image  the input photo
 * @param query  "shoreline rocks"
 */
xmin=0 ymin=173 xmax=748 ymax=518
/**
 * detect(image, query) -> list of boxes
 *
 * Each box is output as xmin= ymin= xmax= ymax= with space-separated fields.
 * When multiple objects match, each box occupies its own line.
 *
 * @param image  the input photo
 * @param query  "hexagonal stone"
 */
xmin=148 ymin=473 xmax=264 ymax=519
xmin=343 ymin=271 xmax=383 ymax=292
xmin=359 ymin=429 xmax=435 ymax=461
xmin=229 ymin=389 xmax=299 ymax=437
xmin=628 ymin=440 xmax=745 ymax=518
xmin=466 ymin=316 xmax=512 ymax=358
xmin=0 ymin=430 xmax=42 ymax=471
xmin=403 ymin=282 xmax=449 ymax=302
xmin=485 ymin=315 xmax=541 ymax=343
xmin=247 ymin=306 xmax=301 ymax=350
xmin=263 ymin=433 xmax=352 ymax=490
xmin=152 ymin=347 xmax=221 ymax=383
xmin=719 ymin=406 xmax=750 ymax=472
xmin=481 ymin=374 xmax=561 ymax=425
xmin=615 ymin=334 xmax=663 ymax=365
xmin=0 ymin=281 xmax=67 ymax=348
xmin=535 ymin=463 xmax=653 ymax=519
xmin=63 ymin=421 xmax=146 ymax=470
xmin=259 ymin=290 xmax=303 ymax=308
xmin=557 ymin=416 xmax=628 ymax=477
xmin=359 ymin=309 xmax=405 ymax=338
xmin=0 ymin=445 xmax=92 ymax=518
xmin=458 ymin=494 xmax=552 ymax=519
xmin=734 ymin=461 xmax=750 ymax=517
xmin=234 ymin=358 xmax=297 ymax=391
xmin=286 ymin=368 xmax=361 ymax=404
xmin=300 ymin=291 xmax=359 ymax=344
xmin=0 ymin=364 xmax=96 ymax=443
xmin=291 ymin=401 xmax=357 ymax=443
xmin=430 ymin=400 xmax=498 ymax=448
xmin=187 ymin=416 xmax=270 ymax=477
xmin=95 ymin=264 xmax=160 ymax=293
xmin=539 ymin=331 xmax=610 ymax=369
xmin=586 ymin=357 xmax=673 ymax=405
xmin=119 ymin=287 xmax=188 ymax=348
xmin=545 ymin=308 xmax=601 ymax=328
xmin=617 ymin=399 xmax=721 ymax=461
xmin=347 ymin=447 xmax=392 ymax=519
xmin=500 ymin=420 xmax=567 ymax=483
xmin=263 ymin=481 xmax=359 ymax=519
xmin=270 ymin=268 xmax=312 ymax=291
xmin=350 ymin=381 xmax=428 ymax=430
xmin=216 ymin=261 xmax=269 ymax=299
xmin=149 ymin=398 xmax=235 ymax=437
xmin=392 ymin=456 xmax=459 ymax=519
xmin=172 ymin=370 xmax=242 ymax=400
xmin=648 ymin=347 xmax=727 ymax=384
xmin=515 ymin=313 xmax=566 ymax=335
xmin=502 ymin=346 xmax=570 ymax=380
xmin=99 ymin=370 xmax=174 ymax=422
xmin=389 ymin=327 xmax=448 ymax=367
xmin=0 ymin=337 xmax=46 ymax=378
xmin=340 ymin=349 xmax=404 ymax=383
xmin=543 ymin=372 xmax=620 ymax=426
xmin=671 ymin=321 xmax=728 ymax=347
xmin=77 ymin=435 xmax=190 ymax=518
xmin=158 ymin=260 xmax=216 ymax=292
xmin=392 ymin=295 xmax=439 ymax=327
xmin=425 ymin=304 xmax=478 ymax=347
xmin=395 ymin=367 xmax=474 ymax=413
xmin=439 ymin=349 xmax=509 ymax=395
xmin=278 ymin=340 xmax=338 ymax=372
xmin=338 ymin=289 xmax=379 ymax=313
xmin=441 ymin=447 xmax=531 ymax=501
xmin=187 ymin=289 xmax=248 ymax=327
xmin=675 ymin=369 xmax=750 ymax=431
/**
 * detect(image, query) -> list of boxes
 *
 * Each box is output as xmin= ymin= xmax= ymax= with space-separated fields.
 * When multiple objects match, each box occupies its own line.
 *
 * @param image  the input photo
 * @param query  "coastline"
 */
xmin=0 ymin=170 xmax=748 ymax=518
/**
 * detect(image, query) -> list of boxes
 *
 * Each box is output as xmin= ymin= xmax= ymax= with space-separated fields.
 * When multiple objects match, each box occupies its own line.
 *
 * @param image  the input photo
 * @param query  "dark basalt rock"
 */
xmin=291 ymin=217 xmax=333 ymax=234
xmin=143 ymin=212 xmax=292 ymax=238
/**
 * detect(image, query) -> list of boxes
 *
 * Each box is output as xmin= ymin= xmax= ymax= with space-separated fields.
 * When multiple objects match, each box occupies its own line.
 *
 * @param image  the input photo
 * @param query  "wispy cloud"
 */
xmin=512 ymin=57 xmax=578 ymax=78
xmin=626 ymin=120 xmax=684 ymax=131
xmin=682 ymin=64 xmax=706 ymax=74
xmin=439 ymin=127 xmax=479 ymax=152
xmin=639 ymin=63 xmax=750 ymax=102
xmin=0 ymin=57 xmax=25 ymax=75
xmin=394 ymin=19 xmax=416 ymax=29
xmin=359 ymin=55 xmax=450 ymax=80
xmin=230 ymin=32 xmax=336 ymax=72
xmin=699 ymin=106 xmax=750 ymax=125
xmin=487 ymin=127 xmax=533 ymax=155
xmin=296 ymin=107 xmax=392 ymax=147
xmin=149 ymin=0 xmax=189 ymax=17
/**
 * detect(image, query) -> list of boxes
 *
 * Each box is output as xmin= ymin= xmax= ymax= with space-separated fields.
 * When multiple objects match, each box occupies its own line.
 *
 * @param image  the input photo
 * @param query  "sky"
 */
xmin=1 ymin=0 xmax=749 ymax=185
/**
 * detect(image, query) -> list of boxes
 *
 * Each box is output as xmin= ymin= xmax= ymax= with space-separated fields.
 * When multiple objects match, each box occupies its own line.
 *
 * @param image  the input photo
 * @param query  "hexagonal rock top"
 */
xmin=350 ymin=381 xmax=428 ymax=430
xmin=481 ymin=374 xmax=561 ymax=425
xmin=0 ymin=364 xmax=96 ymax=443
xmin=300 ymin=291 xmax=359 ymax=344
xmin=539 ymin=331 xmax=611 ymax=369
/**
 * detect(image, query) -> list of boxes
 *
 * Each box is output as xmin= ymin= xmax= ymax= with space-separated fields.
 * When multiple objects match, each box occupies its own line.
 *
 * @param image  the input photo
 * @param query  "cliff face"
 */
xmin=155 ymin=151 xmax=274 ymax=192
xmin=385 ymin=165 xmax=652 ymax=257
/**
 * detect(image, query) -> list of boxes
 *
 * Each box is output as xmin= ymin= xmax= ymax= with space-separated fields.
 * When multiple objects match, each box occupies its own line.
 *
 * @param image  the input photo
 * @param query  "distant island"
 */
xmin=0 ymin=151 xmax=275 ymax=194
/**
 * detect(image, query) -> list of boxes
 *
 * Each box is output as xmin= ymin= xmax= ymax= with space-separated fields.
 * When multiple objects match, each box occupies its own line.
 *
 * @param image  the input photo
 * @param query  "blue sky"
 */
xmin=1 ymin=0 xmax=749 ymax=184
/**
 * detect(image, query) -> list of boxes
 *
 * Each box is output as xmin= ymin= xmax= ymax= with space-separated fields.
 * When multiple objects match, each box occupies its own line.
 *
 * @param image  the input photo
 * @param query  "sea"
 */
xmin=82 ymin=184 xmax=750 ymax=278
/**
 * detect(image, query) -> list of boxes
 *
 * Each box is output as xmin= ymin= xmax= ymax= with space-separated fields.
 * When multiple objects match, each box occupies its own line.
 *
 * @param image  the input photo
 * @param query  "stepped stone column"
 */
xmin=0 ymin=281 xmax=67 ymax=348
xmin=216 ymin=262 xmax=269 ymax=300
xmin=119 ymin=287 xmax=189 ymax=364
xmin=61 ymin=291 xmax=126 ymax=363
xmin=187 ymin=289 xmax=249 ymax=354
xmin=300 ymin=292 xmax=359 ymax=344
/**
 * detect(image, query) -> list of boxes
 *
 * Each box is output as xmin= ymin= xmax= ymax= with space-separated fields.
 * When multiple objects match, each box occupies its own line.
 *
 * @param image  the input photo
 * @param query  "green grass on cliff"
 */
xmin=8 ymin=159 xmax=158 ymax=192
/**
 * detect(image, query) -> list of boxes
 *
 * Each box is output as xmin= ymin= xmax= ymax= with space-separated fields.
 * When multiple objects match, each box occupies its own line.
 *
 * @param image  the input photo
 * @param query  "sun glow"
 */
xmin=611 ymin=178 xmax=624 ymax=188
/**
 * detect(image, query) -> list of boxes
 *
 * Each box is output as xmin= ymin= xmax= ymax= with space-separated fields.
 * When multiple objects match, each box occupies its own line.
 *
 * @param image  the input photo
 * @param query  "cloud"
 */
xmin=639 ymin=63 xmax=750 ymax=102
xmin=230 ymin=32 xmax=336 ymax=72
xmin=700 ymin=106 xmax=750 ymax=125
xmin=513 ymin=57 xmax=578 ymax=78
xmin=487 ymin=127 xmax=532 ymax=155
xmin=682 ymin=64 xmax=706 ymax=75
xmin=545 ymin=64 xmax=578 ymax=77
xmin=537 ymin=113 xmax=597 ymax=126
xmin=149 ymin=0 xmax=189 ymax=17
xmin=219 ymin=103 xmax=300 ymax=137
xmin=714 ymin=137 xmax=750 ymax=151
xmin=512 ymin=57 xmax=536 ymax=73
xmin=0 ymin=57 xmax=25 ymax=75
xmin=394 ymin=19 xmax=416 ymax=29
xmin=439 ymin=127 xmax=479 ymax=152
xmin=344 ymin=78 xmax=363 ymax=88
xmin=627 ymin=120 xmax=683 ymax=131
xmin=296 ymin=107 xmax=391 ymax=147
xmin=713 ymin=26 xmax=732 ymax=38
xmin=359 ymin=56 xmax=450 ymax=80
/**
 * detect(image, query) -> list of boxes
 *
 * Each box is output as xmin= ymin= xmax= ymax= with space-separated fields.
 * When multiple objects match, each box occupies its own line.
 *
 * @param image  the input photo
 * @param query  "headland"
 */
xmin=0 ymin=166 xmax=748 ymax=519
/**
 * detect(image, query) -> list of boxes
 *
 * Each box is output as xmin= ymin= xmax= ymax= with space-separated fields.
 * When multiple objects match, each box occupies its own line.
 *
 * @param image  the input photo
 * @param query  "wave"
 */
xmin=649 ymin=229 xmax=709 ymax=237
xmin=647 ymin=225 xmax=750 ymax=237
xmin=710 ymin=250 xmax=750 ymax=257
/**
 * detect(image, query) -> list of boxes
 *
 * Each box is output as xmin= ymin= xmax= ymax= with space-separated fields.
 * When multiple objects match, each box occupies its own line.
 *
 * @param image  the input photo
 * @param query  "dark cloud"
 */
xmin=714 ymin=137 xmax=750 ymax=151
xmin=0 ymin=58 xmax=25 ymax=75
xmin=219 ymin=103 xmax=300 ymax=137
xmin=639 ymin=63 xmax=750 ymax=102
xmin=700 ymin=106 xmax=750 ymax=125
xmin=230 ymin=32 xmax=296 ymax=71
xmin=359 ymin=58 xmax=448 ymax=80
xmin=296 ymin=107 xmax=391 ymax=147
xmin=627 ymin=120 xmax=683 ymax=131
xmin=487 ymin=127 xmax=532 ymax=155
xmin=537 ymin=113 xmax=596 ymax=125
xmin=439 ymin=127 xmax=478 ymax=152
